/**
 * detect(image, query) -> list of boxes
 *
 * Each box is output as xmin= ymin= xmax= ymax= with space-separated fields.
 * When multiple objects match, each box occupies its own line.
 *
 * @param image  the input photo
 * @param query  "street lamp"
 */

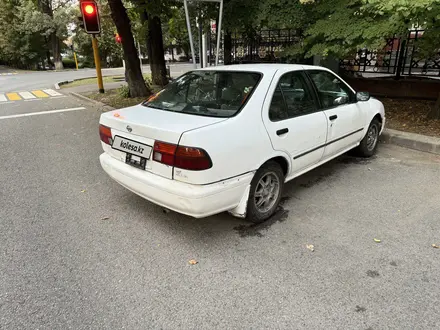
xmin=183 ymin=0 xmax=224 ymax=68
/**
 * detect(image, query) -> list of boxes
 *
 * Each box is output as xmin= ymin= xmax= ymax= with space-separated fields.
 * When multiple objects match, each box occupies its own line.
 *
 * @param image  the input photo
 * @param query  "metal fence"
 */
xmin=340 ymin=29 xmax=440 ymax=77
xmin=230 ymin=29 xmax=302 ymax=63
xmin=229 ymin=28 xmax=440 ymax=77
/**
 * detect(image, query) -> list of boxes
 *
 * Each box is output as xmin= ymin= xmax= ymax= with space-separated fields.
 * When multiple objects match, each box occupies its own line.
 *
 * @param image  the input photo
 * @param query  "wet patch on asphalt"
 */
xmin=355 ymin=305 xmax=367 ymax=312
xmin=366 ymin=270 xmax=380 ymax=278
xmin=234 ymin=197 xmax=290 ymax=238
xmin=298 ymin=171 xmax=335 ymax=188
xmin=338 ymin=155 xmax=375 ymax=165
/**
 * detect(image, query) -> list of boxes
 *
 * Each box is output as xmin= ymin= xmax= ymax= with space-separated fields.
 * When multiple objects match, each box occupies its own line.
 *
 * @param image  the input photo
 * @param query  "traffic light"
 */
xmin=80 ymin=1 xmax=100 ymax=34
xmin=115 ymin=33 xmax=122 ymax=44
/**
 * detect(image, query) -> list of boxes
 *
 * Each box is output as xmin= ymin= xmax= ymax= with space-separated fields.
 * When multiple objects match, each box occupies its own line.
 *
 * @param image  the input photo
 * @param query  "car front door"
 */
xmin=262 ymin=70 xmax=328 ymax=177
xmin=306 ymin=70 xmax=366 ymax=160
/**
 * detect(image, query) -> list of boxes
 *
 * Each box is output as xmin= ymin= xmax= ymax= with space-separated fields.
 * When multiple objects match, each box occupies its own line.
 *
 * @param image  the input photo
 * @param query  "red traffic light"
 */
xmin=84 ymin=4 xmax=95 ymax=15
xmin=80 ymin=1 xmax=100 ymax=34
xmin=115 ymin=34 xmax=122 ymax=43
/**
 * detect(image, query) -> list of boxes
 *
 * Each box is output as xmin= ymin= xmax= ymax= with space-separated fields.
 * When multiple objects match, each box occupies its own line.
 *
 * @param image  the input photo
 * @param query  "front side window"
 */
xmin=269 ymin=71 xmax=317 ymax=121
xmin=144 ymin=71 xmax=261 ymax=118
xmin=307 ymin=70 xmax=355 ymax=109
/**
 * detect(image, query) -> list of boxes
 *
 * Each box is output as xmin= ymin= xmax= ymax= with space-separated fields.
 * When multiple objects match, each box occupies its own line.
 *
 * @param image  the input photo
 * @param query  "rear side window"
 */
xmin=144 ymin=71 xmax=261 ymax=118
xmin=269 ymin=71 xmax=318 ymax=121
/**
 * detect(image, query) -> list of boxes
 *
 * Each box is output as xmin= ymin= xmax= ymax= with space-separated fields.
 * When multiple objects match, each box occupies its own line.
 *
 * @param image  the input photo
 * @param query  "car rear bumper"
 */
xmin=100 ymin=153 xmax=254 ymax=218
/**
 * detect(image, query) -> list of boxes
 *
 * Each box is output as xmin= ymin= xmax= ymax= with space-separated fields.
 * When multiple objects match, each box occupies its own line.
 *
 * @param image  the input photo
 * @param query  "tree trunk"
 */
xmin=224 ymin=30 xmax=232 ymax=65
xmin=46 ymin=50 xmax=53 ymax=69
xmin=38 ymin=0 xmax=63 ymax=70
xmin=147 ymin=15 xmax=168 ymax=86
xmin=52 ymin=35 xmax=63 ymax=70
xmin=427 ymin=93 xmax=440 ymax=119
xmin=108 ymin=0 xmax=150 ymax=97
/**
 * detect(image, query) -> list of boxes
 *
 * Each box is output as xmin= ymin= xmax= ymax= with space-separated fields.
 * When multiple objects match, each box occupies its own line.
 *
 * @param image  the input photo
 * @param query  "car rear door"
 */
xmin=306 ymin=70 xmax=366 ymax=159
xmin=262 ymin=69 xmax=328 ymax=177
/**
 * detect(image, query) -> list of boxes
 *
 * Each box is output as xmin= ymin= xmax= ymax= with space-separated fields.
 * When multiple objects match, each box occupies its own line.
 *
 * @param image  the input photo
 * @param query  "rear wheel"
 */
xmin=247 ymin=161 xmax=284 ymax=223
xmin=355 ymin=118 xmax=381 ymax=157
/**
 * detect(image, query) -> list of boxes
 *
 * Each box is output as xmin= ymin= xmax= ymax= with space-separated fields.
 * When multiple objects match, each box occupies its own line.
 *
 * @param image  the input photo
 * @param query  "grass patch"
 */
xmin=83 ymin=88 xmax=149 ymax=109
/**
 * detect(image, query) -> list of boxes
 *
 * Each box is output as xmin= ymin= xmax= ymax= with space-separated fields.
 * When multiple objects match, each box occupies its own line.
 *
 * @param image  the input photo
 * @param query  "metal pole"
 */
xmin=215 ymin=0 xmax=223 ymax=66
xmin=184 ymin=0 xmax=197 ymax=69
xmin=73 ymin=52 xmax=79 ymax=70
xmin=92 ymin=35 xmax=104 ymax=93
xmin=198 ymin=16 xmax=203 ymax=68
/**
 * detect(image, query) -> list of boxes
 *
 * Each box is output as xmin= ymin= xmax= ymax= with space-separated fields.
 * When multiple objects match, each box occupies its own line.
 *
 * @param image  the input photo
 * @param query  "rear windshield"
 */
xmin=143 ymin=71 xmax=261 ymax=118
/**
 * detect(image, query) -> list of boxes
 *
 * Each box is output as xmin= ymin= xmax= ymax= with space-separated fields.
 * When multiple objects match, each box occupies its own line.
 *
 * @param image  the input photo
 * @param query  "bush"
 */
xmin=78 ymin=60 xmax=94 ymax=69
xmin=118 ymin=85 xmax=130 ymax=98
xmin=62 ymin=58 xmax=77 ymax=69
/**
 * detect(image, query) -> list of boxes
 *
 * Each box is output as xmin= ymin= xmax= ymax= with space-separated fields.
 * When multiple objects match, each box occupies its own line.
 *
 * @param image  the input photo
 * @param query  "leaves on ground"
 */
xmin=80 ymin=189 xmax=86 ymax=193
xmin=101 ymin=216 xmax=110 ymax=221
xmin=432 ymin=244 xmax=440 ymax=249
xmin=374 ymin=238 xmax=381 ymax=243
xmin=188 ymin=259 xmax=198 ymax=265
xmin=306 ymin=244 xmax=315 ymax=252
xmin=379 ymin=98 xmax=440 ymax=137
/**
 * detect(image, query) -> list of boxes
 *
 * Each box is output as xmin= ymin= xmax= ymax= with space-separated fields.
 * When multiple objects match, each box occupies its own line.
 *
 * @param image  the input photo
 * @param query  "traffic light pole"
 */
xmin=92 ymin=35 xmax=104 ymax=93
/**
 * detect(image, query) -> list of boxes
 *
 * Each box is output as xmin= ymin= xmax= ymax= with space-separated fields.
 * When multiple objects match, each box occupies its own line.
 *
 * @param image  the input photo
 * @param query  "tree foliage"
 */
xmin=293 ymin=0 xmax=440 ymax=58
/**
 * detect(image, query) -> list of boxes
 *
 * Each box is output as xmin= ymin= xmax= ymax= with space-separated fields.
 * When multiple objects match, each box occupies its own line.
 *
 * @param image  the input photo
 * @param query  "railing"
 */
xmin=340 ymin=29 xmax=440 ymax=77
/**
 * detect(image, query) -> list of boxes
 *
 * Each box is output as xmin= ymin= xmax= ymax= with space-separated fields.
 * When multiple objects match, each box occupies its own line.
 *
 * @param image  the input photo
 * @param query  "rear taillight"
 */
xmin=153 ymin=141 xmax=212 ymax=171
xmin=99 ymin=124 xmax=112 ymax=145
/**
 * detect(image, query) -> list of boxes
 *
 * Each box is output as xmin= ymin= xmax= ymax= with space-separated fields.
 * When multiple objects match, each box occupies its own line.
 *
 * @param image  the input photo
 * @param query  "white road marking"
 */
xmin=0 ymin=107 xmax=86 ymax=120
xmin=43 ymin=89 xmax=62 ymax=96
xmin=24 ymin=99 xmax=42 ymax=102
xmin=0 ymin=94 xmax=7 ymax=102
xmin=49 ymin=95 xmax=67 ymax=99
xmin=19 ymin=91 xmax=36 ymax=99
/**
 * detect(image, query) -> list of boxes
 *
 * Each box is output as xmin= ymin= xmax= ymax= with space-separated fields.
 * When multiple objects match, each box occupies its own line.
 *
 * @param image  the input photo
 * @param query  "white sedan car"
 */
xmin=99 ymin=64 xmax=385 ymax=223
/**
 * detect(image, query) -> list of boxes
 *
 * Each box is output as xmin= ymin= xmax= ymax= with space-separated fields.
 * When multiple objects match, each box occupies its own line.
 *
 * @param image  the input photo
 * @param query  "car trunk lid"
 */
xmin=100 ymin=104 xmax=227 ymax=179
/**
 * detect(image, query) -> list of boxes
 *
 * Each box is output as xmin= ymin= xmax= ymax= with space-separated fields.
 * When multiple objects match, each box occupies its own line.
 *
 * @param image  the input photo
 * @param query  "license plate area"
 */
xmin=125 ymin=153 xmax=147 ymax=170
xmin=111 ymin=135 xmax=152 ymax=170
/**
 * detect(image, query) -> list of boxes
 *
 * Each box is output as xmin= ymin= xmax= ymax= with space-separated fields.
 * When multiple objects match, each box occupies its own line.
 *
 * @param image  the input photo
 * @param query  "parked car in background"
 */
xmin=99 ymin=64 xmax=385 ymax=223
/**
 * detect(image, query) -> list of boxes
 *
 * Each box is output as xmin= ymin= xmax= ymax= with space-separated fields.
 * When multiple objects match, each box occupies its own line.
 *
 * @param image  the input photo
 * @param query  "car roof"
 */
xmin=195 ymin=63 xmax=329 ymax=75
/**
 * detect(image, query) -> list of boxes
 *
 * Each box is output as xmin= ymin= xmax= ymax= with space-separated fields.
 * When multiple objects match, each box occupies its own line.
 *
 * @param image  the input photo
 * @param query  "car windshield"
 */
xmin=143 ymin=71 xmax=261 ymax=118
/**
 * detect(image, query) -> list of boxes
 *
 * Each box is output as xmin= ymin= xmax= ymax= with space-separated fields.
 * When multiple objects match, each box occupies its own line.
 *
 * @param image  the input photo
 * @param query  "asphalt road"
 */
xmin=1 ymin=89 xmax=440 ymax=329
xmin=0 ymin=63 xmax=195 ymax=93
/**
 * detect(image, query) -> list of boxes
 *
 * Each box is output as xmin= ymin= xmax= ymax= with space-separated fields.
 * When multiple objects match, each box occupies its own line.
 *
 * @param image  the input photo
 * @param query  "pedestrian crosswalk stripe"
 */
xmin=6 ymin=92 xmax=21 ymax=101
xmin=19 ymin=91 xmax=36 ymax=99
xmin=0 ymin=89 xmax=63 ymax=102
xmin=43 ymin=89 xmax=62 ymax=97
xmin=31 ymin=90 xmax=49 ymax=98
xmin=0 ymin=73 xmax=17 ymax=76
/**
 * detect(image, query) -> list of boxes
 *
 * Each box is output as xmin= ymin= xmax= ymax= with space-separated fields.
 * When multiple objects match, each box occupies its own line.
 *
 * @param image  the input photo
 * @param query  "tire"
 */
xmin=355 ymin=118 xmax=381 ymax=157
xmin=247 ymin=161 xmax=285 ymax=223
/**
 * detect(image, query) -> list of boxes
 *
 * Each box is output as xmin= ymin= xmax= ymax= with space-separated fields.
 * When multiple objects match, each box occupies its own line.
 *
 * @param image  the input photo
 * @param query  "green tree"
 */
xmin=294 ymin=0 xmax=440 ymax=58
xmin=108 ymin=0 xmax=150 ymax=97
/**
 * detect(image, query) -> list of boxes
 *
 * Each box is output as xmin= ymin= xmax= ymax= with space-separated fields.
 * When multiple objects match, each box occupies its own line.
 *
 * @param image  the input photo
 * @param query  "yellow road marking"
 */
xmin=31 ymin=90 xmax=49 ymax=98
xmin=6 ymin=93 xmax=21 ymax=101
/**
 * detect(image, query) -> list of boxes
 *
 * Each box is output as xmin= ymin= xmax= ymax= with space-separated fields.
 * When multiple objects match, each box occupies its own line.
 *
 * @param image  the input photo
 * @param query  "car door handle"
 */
xmin=329 ymin=115 xmax=338 ymax=121
xmin=276 ymin=128 xmax=289 ymax=136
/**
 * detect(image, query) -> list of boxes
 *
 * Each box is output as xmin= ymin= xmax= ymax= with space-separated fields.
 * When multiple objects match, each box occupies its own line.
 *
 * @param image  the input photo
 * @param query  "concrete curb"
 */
xmin=69 ymin=92 xmax=115 ymax=112
xmin=381 ymin=128 xmax=440 ymax=155
xmin=54 ymin=76 xmax=107 ymax=90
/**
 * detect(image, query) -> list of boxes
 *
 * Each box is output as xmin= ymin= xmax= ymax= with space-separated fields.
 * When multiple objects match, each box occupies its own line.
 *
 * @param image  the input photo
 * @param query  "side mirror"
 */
xmin=356 ymin=91 xmax=370 ymax=102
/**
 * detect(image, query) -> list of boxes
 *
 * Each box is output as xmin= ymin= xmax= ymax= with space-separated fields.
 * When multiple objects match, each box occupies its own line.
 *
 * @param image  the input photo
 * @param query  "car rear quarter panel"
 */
xmin=176 ymin=73 xmax=281 ymax=185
